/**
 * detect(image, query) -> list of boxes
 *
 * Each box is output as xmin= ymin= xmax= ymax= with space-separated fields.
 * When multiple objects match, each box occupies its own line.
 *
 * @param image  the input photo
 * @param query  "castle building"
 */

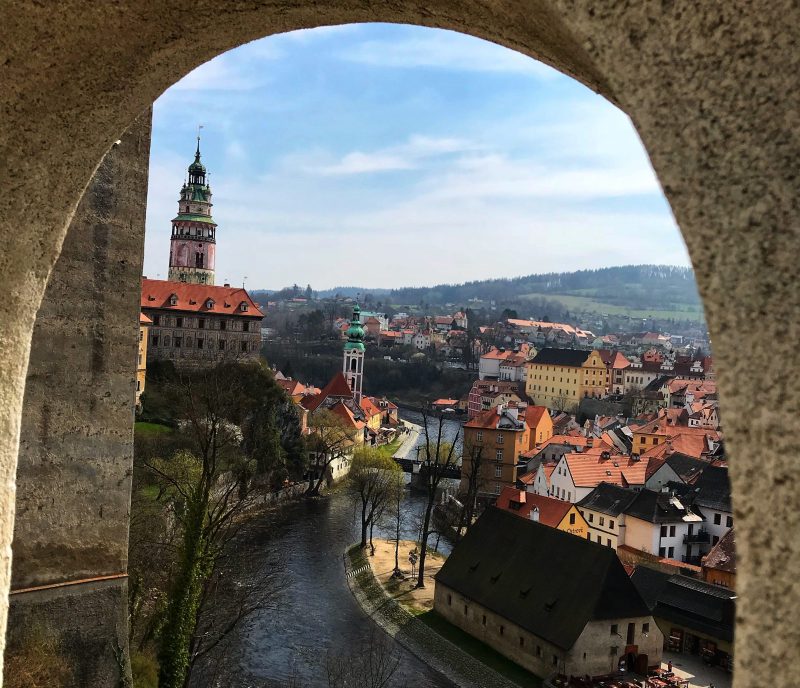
xmin=343 ymin=305 xmax=365 ymax=404
xmin=141 ymin=278 xmax=263 ymax=366
xmin=168 ymin=137 xmax=217 ymax=285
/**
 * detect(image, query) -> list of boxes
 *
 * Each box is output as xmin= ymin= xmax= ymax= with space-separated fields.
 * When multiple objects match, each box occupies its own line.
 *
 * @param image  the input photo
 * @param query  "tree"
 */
xmin=457 ymin=442 xmax=485 ymax=537
xmin=324 ymin=631 xmax=400 ymax=688
xmin=306 ymin=409 xmax=354 ymax=497
xmin=348 ymin=447 xmax=402 ymax=551
xmin=416 ymin=410 xmax=460 ymax=588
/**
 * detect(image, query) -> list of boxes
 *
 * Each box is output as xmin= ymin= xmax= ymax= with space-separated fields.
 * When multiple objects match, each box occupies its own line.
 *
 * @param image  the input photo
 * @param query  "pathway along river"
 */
xmin=205 ymin=412 xmax=464 ymax=688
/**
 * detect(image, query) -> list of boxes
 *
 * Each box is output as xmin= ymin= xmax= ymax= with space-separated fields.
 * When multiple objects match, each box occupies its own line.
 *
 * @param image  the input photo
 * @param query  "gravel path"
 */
xmin=343 ymin=546 xmax=520 ymax=688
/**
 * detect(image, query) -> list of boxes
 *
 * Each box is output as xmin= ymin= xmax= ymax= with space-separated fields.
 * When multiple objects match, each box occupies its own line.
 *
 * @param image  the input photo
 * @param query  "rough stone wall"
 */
xmin=5 ymin=113 xmax=151 ymax=684
xmin=0 ymin=2 xmax=798 ymax=687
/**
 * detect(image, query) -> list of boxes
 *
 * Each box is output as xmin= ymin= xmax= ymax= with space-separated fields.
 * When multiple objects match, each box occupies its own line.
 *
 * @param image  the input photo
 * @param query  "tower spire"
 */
xmin=343 ymin=304 xmax=365 ymax=403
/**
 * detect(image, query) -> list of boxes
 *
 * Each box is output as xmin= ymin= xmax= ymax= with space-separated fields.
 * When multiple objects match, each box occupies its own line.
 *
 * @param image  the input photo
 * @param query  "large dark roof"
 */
xmin=665 ymin=452 xmax=708 ymax=483
xmin=435 ymin=507 xmax=651 ymax=650
xmin=531 ymin=348 xmax=591 ymax=367
xmin=576 ymin=482 xmax=639 ymax=516
xmin=624 ymin=488 xmax=705 ymax=524
xmin=631 ymin=566 xmax=735 ymax=643
xmin=692 ymin=466 xmax=732 ymax=512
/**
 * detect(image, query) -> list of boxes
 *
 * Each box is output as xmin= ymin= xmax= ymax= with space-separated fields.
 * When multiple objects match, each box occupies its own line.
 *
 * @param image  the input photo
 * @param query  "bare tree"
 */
xmin=306 ymin=409 xmax=354 ymax=497
xmin=457 ymin=442 xmax=485 ymax=537
xmin=416 ymin=408 xmax=460 ymax=588
xmin=324 ymin=631 xmax=400 ymax=688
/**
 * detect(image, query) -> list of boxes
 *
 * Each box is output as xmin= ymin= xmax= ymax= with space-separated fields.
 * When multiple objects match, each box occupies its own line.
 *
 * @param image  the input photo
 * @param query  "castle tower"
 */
xmin=343 ymin=305 xmax=365 ymax=403
xmin=168 ymin=137 xmax=217 ymax=284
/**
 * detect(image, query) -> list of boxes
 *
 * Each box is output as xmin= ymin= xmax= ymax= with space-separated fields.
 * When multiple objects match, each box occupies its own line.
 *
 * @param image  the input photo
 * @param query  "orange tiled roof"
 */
xmin=564 ymin=448 xmax=648 ymax=488
xmin=302 ymin=372 xmax=353 ymax=412
xmin=139 ymin=313 xmax=152 ymax=324
xmin=495 ymin=487 xmax=574 ymax=526
xmin=141 ymin=278 xmax=263 ymax=317
xmin=524 ymin=405 xmax=549 ymax=428
xmin=359 ymin=396 xmax=382 ymax=417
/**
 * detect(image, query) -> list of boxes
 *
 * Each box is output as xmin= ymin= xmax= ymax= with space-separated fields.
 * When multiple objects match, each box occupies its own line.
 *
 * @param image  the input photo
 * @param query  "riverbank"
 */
xmin=344 ymin=542 xmax=541 ymax=688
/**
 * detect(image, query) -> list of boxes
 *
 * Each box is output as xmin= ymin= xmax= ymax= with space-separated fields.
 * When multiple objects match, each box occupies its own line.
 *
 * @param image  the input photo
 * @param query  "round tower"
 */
xmin=343 ymin=305 xmax=365 ymax=403
xmin=168 ymin=137 xmax=217 ymax=284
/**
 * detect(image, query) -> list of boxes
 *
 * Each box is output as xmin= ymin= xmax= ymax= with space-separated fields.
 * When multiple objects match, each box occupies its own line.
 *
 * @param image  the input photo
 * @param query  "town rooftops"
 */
xmin=139 ymin=313 xmax=152 ymax=325
xmin=435 ymin=508 xmax=651 ymax=650
xmin=464 ymin=406 xmax=526 ymax=431
xmin=646 ymin=451 xmax=708 ymax=484
xmin=630 ymin=566 xmax=735 ymax=643
xmin=301 ymin=372 xmax=353 ymax=412
xmin=530 ymin=347 xmax=591 ymax=367
xmin=141 ymin=278 xmax=264 ymax=318
xmin=564 ymin=447 xmax=648 ymax=488
xmin=624 ymin=488 xmax=704 ymax=524
xmin=576 ymin=482 xmax=639 ymax=517
xmin=691 ymin=465 xmax=732 ymax=512
xmin=495 ymin=488 xmax=573 ymax=526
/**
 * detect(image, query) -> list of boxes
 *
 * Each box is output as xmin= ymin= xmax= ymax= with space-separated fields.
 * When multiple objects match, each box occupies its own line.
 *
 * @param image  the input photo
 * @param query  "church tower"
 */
xmin=343 ymin=305 xmax=365 ymax=403
xmin=168 ymin=137 xmax=217 ymax=284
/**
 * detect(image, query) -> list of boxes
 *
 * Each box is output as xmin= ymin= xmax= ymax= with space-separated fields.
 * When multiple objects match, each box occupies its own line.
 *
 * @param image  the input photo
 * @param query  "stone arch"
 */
xmin=1 ymin=3 xmax=799 ymax=687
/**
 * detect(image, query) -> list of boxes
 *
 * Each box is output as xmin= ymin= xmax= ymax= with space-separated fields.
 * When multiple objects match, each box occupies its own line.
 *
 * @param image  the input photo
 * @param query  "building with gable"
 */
xmin=576 ymin=482 xmax=639 ymax=550
xmin=434 ymin=508 xmax=662 ymax=678
xmin=141 ymin=278 xmax=263 ymax=365
xmin=525 ymin=348 xmax=608 ymax=411
xmin=496 ymin=487 xmax=589 ymax=538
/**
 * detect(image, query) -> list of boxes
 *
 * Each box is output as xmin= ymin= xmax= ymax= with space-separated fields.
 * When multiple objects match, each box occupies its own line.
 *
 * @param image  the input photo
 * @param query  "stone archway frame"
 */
xmin=1 ymin=2 xmax=798 ymax=687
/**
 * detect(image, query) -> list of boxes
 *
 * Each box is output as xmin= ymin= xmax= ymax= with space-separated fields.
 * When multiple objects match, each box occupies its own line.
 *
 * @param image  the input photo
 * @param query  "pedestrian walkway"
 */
xmin=393 ymin=421 xmax=421 ymax=460
xmin=661 ymin=652 xmax=731 ymax=688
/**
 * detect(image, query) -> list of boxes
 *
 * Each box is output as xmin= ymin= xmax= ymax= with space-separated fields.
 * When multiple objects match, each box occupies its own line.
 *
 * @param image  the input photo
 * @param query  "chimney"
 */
xmin=529 ymin=506 xmax=540 ymax=522
xmin=224 ymin=283 xmax=231 ymax=287
xmin=587 ymin=437 xmax=594 ymax=449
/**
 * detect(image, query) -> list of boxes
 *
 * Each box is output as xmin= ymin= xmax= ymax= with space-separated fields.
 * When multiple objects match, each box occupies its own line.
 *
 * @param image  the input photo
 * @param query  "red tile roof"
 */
xmin=301 ymin=372 xmax=353 ymax=412
xmin=524 ymin=405 xmax=549 ymax=428
xmin=564 ymin=448 xmax=648 ymax=488
xmin=359 ymin=396 xmax=382 ymax=418
xmin=139 ymin=313 xmax=152 ymax=324
xmin=141 ymin=278 xmax=264 ymax=318
xmin=495 ymin=487 xmax=574 ymax=527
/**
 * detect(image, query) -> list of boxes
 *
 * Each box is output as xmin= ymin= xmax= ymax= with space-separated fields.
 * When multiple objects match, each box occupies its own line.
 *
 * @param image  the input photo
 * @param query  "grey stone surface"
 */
xmin=6 ymin=579 xmax=130 ymax=688
xmin=0 ymin=2 xmax=798 ymax=686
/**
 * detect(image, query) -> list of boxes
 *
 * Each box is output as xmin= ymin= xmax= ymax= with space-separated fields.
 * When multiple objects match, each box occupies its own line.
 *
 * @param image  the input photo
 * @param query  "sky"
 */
xmin=144 ymin=23 xmax=689 ymax=291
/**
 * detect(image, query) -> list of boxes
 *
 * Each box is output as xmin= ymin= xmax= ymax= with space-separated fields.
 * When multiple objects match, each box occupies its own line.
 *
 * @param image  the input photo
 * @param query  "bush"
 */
xmin=131 ymin=650 xmax=159 ymax=688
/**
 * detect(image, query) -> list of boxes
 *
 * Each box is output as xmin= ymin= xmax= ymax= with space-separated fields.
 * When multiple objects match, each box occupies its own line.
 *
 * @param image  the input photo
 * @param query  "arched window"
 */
xmin=351 ymin=358 xmax=357 ymax=371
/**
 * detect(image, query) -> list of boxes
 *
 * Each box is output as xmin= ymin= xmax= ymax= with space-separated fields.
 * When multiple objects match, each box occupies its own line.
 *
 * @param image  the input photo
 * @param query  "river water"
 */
xmin=207 ymin=413 xmax=465 ymax=687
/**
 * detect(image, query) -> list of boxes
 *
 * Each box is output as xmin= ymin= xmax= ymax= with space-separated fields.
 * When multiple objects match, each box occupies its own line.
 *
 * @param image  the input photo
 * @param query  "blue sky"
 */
xmin=145 ymin=23 xmax=689 ymax=290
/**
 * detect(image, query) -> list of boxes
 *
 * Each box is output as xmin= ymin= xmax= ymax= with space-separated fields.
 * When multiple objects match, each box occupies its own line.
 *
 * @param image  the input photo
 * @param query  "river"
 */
xmin=202 ymin=413 xmax=464 ymax=687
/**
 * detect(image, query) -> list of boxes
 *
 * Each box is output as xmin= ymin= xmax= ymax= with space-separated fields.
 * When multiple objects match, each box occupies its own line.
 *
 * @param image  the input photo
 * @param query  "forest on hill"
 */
xmin=258 ymin=266 xmax=703 ymax=321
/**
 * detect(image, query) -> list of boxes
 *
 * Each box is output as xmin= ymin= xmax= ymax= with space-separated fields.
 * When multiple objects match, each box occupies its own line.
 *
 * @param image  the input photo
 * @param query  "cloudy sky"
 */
xmin=145 ymin=23 xmax=689 ymax=290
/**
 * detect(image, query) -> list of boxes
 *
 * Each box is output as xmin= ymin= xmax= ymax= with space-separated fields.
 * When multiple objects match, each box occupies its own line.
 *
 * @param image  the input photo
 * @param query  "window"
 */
xmin=482 ymin=615 xmax=486 ymax=626
xmin=586 ymin=533 xmax=591 ymax=540
xmin=496 ymin=434 xmax=504 ymax=444
xmin=176 ymin=317 xmax=183 ymax=327
xmin=494 ymin=482 xmax=501 ymax=495
xmin=476 ymin=431 xmax=483 ymax=442
xmin=241 ymin=341 xmax=248 ymax=352
xmin=596 ymin=535 xmax=601 ymax=543
xmin=464 ymin=604 xmax=468 ymax=615
xmin=660 ymin=525 xmax=668 ymax=537
xmin=153 ymin=315 xmax=161 ymax=326
xmin=496 ymin=449 xmax=503 ymax=462
xmin=495 ymin=466 xmax=502 ymax=478
xmin=668 ymin=546 xmax=674 ymax=558
xmin=151 ymin=335 xmax=159 ymax=347
xmin=627 ymin=622 xmax=635 ymax=644
xmin=499 ymin=625 xmax=504 ymax=636
xmin=219 ymin=339 xmax=225 ymax=350
xmin=609 ymin=520 xmax=615 ymax=530
xmin=536 ymin=645 xmax=541 ymax=657
xmin=243 ymin=321 xmax=250 ymax=332
xmin=714 ymin=513 xmax=721 ymax=525
xmin=726 ymin=515 xmax=733 ymax=527
xmin=197 ymin=338 xmax=203 ymax=350
xmin=610 ymin=646 xmax=618 ymax=656
xmin=669 ymin=525 xmax=676 ymax=537
xmin=600 ymin=516 xmax=605 ymax=526
xmin=606 ymin=538 xmax=612 ymax=547
xmin=174 ymin=337 xmax=181 ymax=348
xmin=643 ymin=622 xmax=650 ymax=634
xmin=569 ymin=513 xmax=576 ymax=525
xmin=712 ymin=535 xmax=720 ymax=545
xmin=139 ymin=330 xmax=143 ymax=341
xmin=220 ymin=320 xmax=227 ymax=331
xmin=519 ymin=636 xmax=524 ymax=648
xmin=552 ymin=655 xmax=558 ymax=667
xmin=653 ymin=437 xmax=658 ymax=444
xmin=610 ymin=624 xmax=618 ymax=636
xmin=588 ymin=513 xmax=594 ymax=523
xmin=136 ymin=380 xmax=141 ymax=391
xmin=659 ymin=547 xmax=666 ymax=557
xmin=198 ymin=318 xmax=205 ymax=329
xmin=447 ymin=594 xmax=451 ymax=605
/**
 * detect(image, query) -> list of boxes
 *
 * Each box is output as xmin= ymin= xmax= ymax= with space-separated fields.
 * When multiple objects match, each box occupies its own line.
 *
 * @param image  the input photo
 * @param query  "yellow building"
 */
xmin=525 ymin=348 xmax=608 ymax=411
xmin=136 ymin=313 xmax=151 ymax=409
xmin=496 ymin=487 xmax=590 ymax=538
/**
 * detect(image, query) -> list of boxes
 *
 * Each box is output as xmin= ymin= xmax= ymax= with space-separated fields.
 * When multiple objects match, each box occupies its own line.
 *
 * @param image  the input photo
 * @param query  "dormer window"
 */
xmin=206 ymin=299 xmax=214 ymax=309
xmin=169 ymin=293 xmax=178 ymax=306
xmin=240 ymin=301 xmax=249 ymax=312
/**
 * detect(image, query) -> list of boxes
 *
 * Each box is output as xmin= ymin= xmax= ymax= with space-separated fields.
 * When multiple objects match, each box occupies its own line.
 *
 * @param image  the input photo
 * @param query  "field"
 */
xmin=519 ymin=291 xmax=706 ymax=322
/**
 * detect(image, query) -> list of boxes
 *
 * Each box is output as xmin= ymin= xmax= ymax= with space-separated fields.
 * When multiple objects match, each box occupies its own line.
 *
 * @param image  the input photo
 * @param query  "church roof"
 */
xmin=301 ymin=372 xmax=354 ymax=412
xmin=172 ymin=213 xmax=216 ymax=225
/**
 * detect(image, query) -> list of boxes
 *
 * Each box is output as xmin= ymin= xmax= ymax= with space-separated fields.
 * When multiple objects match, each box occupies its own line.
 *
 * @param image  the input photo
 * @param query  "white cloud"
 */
xmin=338 ymin=29 xmax=559 ymax=78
